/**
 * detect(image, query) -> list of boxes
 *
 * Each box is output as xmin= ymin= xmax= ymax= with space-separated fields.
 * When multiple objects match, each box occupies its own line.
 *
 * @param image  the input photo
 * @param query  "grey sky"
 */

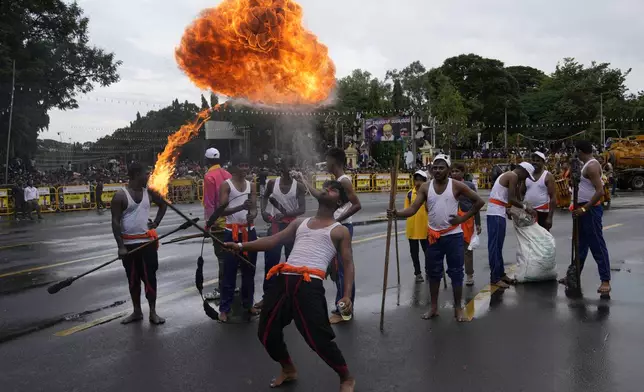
xmin=45 ymin=0 xmax=644 ymax=143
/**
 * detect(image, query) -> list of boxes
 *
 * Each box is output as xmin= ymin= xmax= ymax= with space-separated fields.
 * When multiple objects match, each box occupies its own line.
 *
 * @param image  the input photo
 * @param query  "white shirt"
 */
xmin=24 ymin=186 xmax=39 ymax=201
xmin=285 ymin=218 xmax=342 ymax=279
xmin=121 ymin=188 xmax=151 ymax=245
xmin=426 ymin=179 xmax=463 ymax=235
xmin=405 ymin=151 xmax=414 ymax=164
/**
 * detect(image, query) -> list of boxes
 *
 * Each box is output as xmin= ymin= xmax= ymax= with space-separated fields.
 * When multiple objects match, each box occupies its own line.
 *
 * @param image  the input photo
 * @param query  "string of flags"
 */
xmin=517 ymin=130 xmax=587 ymax=143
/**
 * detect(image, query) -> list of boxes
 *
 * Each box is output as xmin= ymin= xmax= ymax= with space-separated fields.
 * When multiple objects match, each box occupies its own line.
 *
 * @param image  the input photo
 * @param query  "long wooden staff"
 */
xmin=380 ymin=153 xmax=400 ymax=331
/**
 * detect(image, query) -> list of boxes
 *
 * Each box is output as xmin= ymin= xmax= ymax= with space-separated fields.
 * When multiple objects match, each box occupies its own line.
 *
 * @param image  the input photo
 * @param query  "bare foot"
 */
xmin=454 ymin=307 xmax=471 ymax=322
xmin=121 ymin=312 xmax=143 ymax=325
xmin=597 ymin=281 xmax=611 ymax=295
xmin=340 ymin=377 xmax=356 ymax=391
xmin=253 ymin=299 xmax=264 ymax=309
xmin=421 ymin=307 xmax=439 ymax=320
xmin=329 ymin=313 xmax=345 ymax=324
xmin=218 ymin=312 xmax=229 ymax=323
xmin=149 ymin=313 xmax=166 ymax=325
xmin=501 ymin=275 xmax=517 ymax=285
xmin=270 ymin=366 xmax=298 ymax=388
xmin=248 ymin=307 xmax=261 ymax=316
xmin=492 ymin=280 xmax=510 ymax=289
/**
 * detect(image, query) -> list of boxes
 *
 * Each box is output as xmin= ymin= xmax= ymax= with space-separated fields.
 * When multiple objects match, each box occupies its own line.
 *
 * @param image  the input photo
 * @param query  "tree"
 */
xmin=210 ymin=92 xmax=219 ymax=108
xmin=200 ymin=94 xmax=209 ymax=110
xmin=0 ymin=0 xmax=121 ymax=160
xmin=506 ymin=66 xmax=548 ymax=94
xmin=392 ymin=80 xmax=405 ymax=111
xmin=386 ymin=61 xmax=429 ymax=112
xmin=438 ymin=54 xmax=521 ymax=126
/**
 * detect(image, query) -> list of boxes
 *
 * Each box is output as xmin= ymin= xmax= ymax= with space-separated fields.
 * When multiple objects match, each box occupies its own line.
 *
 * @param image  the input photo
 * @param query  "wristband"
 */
xmin=237 ymin=242 xmax=243 ymax=250
xmin=581 ymin=207 xmax=587 ymax=213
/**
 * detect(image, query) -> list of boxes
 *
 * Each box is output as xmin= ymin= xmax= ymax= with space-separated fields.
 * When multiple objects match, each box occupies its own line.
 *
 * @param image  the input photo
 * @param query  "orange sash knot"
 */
xmin=535 ymin=203 xmax=550 ymax=211
xmin=122 ymin=229 xmax=159 ymax=249
xmin=268 ymin=215 xmax=296 ymax=234
xmin=266 ymin=263 xmax=326 ymax=282
xmin=458 ymin=209 xmax=475 ymax=244
xmin=227 ymin=223 xmax=254 ymax=256
xmin=428 ymin=225 xmax=458 ymax=245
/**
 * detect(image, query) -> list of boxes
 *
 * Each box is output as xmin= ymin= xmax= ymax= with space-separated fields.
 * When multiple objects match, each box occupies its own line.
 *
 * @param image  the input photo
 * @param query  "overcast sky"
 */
xmin=44 ymin=0 xmax=644 ymax=143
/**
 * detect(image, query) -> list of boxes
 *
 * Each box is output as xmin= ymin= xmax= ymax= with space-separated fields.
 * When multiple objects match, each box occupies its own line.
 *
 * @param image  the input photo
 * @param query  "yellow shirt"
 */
xmin=405 ymin=187 xmax=428 ymax=240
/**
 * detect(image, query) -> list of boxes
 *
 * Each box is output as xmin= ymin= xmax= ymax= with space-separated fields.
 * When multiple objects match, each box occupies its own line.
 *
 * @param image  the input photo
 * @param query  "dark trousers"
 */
xmin=122 ymin=244 xmax=159 ymax=300
xmin=408 ymin=238 xmax=428 ymax=276
xmin=578 ymin=205 xmax=611 ymax=281
xmin=334 ymin=223 xmax=355 ymax=313
xmin=536 ymin=211 xmax=550 ymax=231
xmin=425 ymin=233 xmax=465 ymax=286
xmin=212 ymin=230 xmax=227 ymax=292
xmin=220 ymin=228 xmax=258 ymax=313
xmin=263 ymin=223 xmax=295 ymax=296
xmin=487 ymin=215 xmax=507 ymax=283
xmin=258 ymin=274 xmax=349 ymax=377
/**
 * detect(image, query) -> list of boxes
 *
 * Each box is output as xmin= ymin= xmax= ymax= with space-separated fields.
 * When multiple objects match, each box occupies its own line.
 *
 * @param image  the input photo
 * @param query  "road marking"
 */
xmin=0 ymin=254 xmax=112 ymax=278
xmin=463 ymin=265 xmax=518 ymax=321
xmin=352 ymin=231 xmax=404 ymax=244
xmin=1 ymin=229 xmax=401 ymax=278
xmin=0 ymin=242 xmax=36 ymax=251
xmin=603 ymin=223 xmax=623 ymax=230
xmin=55 ymin=279 xmax=219 ymax=336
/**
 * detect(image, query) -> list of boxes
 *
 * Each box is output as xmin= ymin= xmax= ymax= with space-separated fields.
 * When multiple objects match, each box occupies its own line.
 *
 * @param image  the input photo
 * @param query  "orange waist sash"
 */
xmin=266 ymin=263 xmax=326 ymax=282
xmin=122 ymin=229 xmax=159 ymax=249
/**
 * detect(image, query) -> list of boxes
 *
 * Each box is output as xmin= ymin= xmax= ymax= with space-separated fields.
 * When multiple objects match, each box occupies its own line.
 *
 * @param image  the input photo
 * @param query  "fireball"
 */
xmin=149 ymin=0 xmax=336 ymax=196
xmin=175 ymin=0 xmax=336 ymax=105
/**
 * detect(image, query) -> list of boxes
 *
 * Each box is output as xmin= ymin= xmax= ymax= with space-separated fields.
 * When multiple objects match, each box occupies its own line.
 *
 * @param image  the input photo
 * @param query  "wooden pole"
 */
xmin=380 ymin=152 xmax=400 ymax=331
xmin=394 ymin=208 xmax=401 ymax=306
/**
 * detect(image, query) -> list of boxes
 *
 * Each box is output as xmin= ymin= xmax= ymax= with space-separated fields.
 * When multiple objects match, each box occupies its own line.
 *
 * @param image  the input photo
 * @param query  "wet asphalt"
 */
xmin=1 ymin=193 xmax=644 ymax=391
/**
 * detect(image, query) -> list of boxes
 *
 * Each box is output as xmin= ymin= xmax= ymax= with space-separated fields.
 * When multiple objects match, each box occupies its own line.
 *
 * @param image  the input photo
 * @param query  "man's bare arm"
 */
xmin=335 ymin=178 xmax=361 ymax=222
xmin=336 ymin=226 xmax=355 ymax=301
xmin=506 ymin=173 xmax=525 ymax=209
xmin=236 ymin=219 xmax=301 ymax=252
xmin=395 ymin=182 xmax=427 ymax=218
xmin=584 ymin=163 xmax=605 ymax=208
xmin=453 ymin=181 xmax=484 ymax=221
xmin=546 ymin=173 xmax=557 ymax=220
xmin=148 ymin=190 xmax=167 ymax=227
xmin=110 ymin=191 xmax=126 ymax=249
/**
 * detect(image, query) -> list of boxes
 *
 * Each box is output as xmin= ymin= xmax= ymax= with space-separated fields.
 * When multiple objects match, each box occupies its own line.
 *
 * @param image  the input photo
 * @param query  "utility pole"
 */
xmin=600 ymin=93 xmax=605 ymax=146
xmin=504 ymin=100 xmax=508 ymax=150
xmin=4 ymin=60 xmax=16 ymax=183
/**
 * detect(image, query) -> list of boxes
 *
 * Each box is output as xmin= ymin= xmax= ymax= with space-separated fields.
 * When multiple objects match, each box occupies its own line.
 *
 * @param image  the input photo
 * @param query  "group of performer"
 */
xmin=108 ymin=140 xmax=611 ymax=391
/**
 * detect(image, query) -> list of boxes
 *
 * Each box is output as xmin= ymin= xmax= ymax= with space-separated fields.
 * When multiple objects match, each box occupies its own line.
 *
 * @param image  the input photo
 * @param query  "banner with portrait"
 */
xmin=364 ymin=116 xmax=412 ymax=143
xmin=62 ymin=185 xmax=92 ymax=209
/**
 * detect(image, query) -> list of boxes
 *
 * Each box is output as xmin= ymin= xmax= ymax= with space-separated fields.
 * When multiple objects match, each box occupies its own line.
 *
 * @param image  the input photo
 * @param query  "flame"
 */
xmin=175 ymin=0 xmax=336 ymax=105
xmin=148 ymin=108 xmax=213 ymax=197
xmin=150 ymin=0 xmax=336 ymax=196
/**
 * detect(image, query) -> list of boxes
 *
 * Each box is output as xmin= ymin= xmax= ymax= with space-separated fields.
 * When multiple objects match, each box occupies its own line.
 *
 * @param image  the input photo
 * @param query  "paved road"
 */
xmin=1 ymin=193 xmax=644 ymax=391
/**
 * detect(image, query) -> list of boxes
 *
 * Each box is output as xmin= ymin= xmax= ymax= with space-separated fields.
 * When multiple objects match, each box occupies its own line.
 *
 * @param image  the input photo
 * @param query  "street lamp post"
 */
xmin=4 ymin=60 xmax=16 ymax=183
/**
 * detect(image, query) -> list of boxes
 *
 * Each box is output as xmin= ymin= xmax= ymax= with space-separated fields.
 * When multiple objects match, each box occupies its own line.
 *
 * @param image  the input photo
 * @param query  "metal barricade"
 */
xmin=197 ymin=180 xmax=204 ymax=202
xmin=396 ymin=174 xmax=412 ymax=192
xmin=98 ymin=183 xmax=125 ymax=209
xmin=0 ymin=187 xmax=14 ymax=216
xmin=169 ymin=179 xmax=197 ymax=204
xmin=373 ymin=173 xmax=391 ymax=192
xmin=38 ymin=186 xmax=58 ymax=213
xmin=355 ymin=174 xmax=372 ymax=193
xmin=58 ymin=185 xmax=94 ymax=211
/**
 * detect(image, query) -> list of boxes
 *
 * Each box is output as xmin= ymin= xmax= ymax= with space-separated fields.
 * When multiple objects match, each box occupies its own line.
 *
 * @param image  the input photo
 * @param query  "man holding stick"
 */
xmin=111 ymin=162 xmax=168 ymax=325
xmin=570 ymin=140 xmax=611 ymax=296
xmin=222 ymin=180 xmax=355 ymax=391
xmin=218 ymin=154 xmax=258 ymax=322
xmin=255 ymin=158 xmax=306 ymax=309
xmin=389 ymin=155 xmax=484 ymax=321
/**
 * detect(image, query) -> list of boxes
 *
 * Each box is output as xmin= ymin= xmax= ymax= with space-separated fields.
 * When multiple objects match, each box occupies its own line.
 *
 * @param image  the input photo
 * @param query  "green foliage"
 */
xmin=1 ymin=0 xmax=121 ymax=159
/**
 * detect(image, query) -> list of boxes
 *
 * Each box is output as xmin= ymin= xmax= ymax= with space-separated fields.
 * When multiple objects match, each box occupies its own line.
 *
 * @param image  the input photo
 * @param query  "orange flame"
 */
xmin=148 ymin=108 xmax=213 ymax=196
xmin=175 ymin=0 xmax=336 ymax=105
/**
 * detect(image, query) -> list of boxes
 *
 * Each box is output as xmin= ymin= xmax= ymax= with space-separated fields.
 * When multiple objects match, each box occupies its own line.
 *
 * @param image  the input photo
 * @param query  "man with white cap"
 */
xmin=523 ymin=151 xmax=557 ymax=231
xmin=389 ymin=154 xmax=484 ymax=322
xmin=202 ymin=147 xmax=232 ymax=300
xmin=487 ymin=161 xmax=536 ymax=289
